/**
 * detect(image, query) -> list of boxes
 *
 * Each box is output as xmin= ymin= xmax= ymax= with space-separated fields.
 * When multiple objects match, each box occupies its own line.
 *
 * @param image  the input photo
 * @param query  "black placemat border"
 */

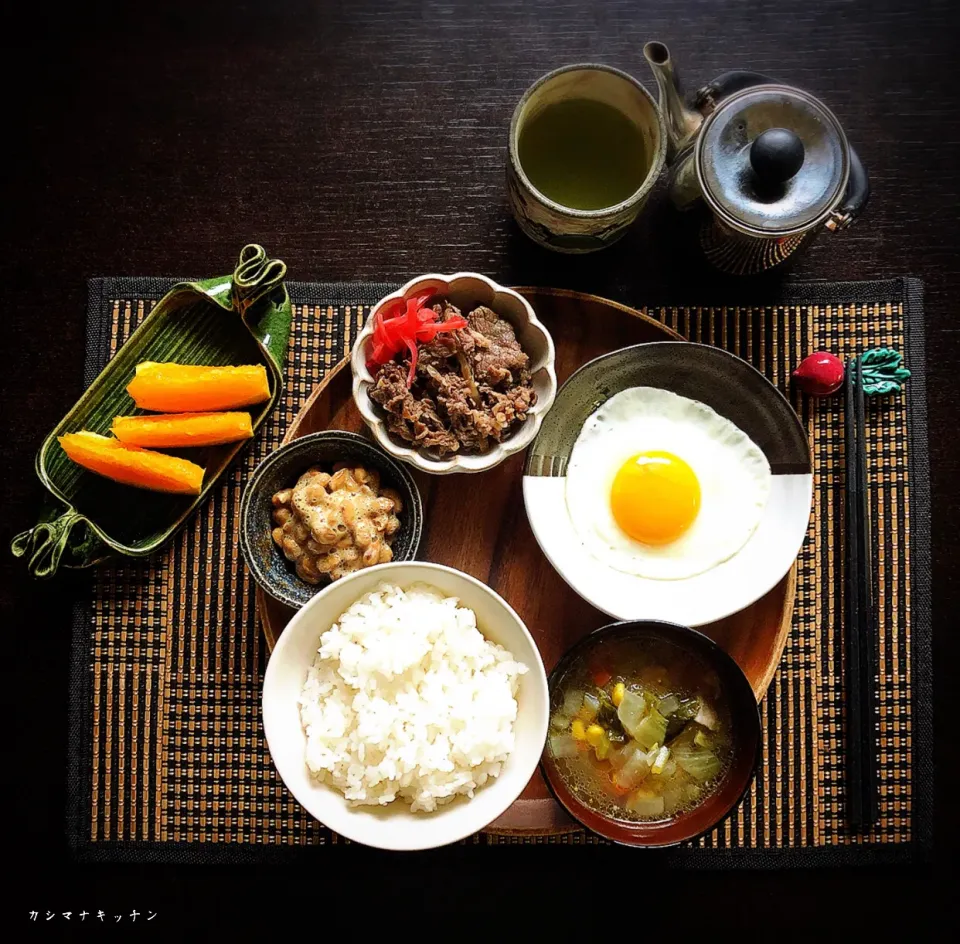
xmin=67 ymin=276 xmax=932 ymax=867
xmin=902 ymin=277 xmax=933 ymax=855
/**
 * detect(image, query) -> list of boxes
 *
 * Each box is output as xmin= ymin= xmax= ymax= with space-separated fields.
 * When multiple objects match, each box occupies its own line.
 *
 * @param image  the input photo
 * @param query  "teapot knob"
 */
xmin=750 ymin=128 xmax=805 ymax=185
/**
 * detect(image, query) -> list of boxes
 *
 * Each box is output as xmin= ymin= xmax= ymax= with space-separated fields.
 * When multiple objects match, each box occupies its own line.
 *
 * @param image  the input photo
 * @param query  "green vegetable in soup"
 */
xmin=608 ymin=743 xmax=632 ymax=771
xmin=633 ymin=709 xmax=668 ymax=752
xmin=669 ymin=721 xmax=706 ymax=749
xmin=549 ymin=734 xmax=580 ymax=759
xmin=579 ymin=693 xmax=600 ymax=723
xmin=658 ymin=693 xmax=680 ymax=717
xmin=675 ymin=696 xmax=701 ymax=721
xmin=616 ymin=689 xmax=648 ymax=737
xmin=673 ymin=743 xmax=722 ymax=782
xmin=595 ymin=688 xmax=622 ymax=730
xmin=665 ymin=695 xmax=701 ymax=738
xmin=605 ymin=724 xmax=627 ymax=745
xmin=613 ymin=745 xmax=650 ymax=789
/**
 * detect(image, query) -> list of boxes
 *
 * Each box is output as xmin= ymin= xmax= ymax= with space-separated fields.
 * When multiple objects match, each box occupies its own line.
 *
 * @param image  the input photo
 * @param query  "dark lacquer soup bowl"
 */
xmin=541 ymin=620 xmax=761 ymax=848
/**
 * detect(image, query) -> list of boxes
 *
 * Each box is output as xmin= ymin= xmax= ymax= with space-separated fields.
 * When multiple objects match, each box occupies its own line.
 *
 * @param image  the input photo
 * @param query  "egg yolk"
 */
xmin=610 ymin=451 xmax=701 ymax=545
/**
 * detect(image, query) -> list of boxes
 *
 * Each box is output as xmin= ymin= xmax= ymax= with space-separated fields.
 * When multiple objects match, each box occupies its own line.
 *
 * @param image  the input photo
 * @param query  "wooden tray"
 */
xmin=256 ymin=288 xmax=796 ymax=836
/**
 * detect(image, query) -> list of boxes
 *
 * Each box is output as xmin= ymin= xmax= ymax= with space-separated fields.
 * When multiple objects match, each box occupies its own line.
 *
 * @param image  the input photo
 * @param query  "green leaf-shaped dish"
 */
xmin=11 ymin=244 xmax=292 ymax=578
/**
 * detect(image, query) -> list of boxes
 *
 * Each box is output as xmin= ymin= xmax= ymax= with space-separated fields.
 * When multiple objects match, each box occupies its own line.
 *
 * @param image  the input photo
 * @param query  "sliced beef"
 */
xmin=369 ymin=361 xmax=461 ymax=455
xmin=421 ymin=364 xmax=498 ymax=453
xmin=461 ymin=305 xmax=531 ymax=387
xmin=368 ymin=299 xmax=538 ymax=457
xmin=368 ymin=360 xmax=411 ymax=412
xmin=416 ymin=332 xmax=458 ymax=370
xmin=482 ymin=382 xmax=536 ymax=427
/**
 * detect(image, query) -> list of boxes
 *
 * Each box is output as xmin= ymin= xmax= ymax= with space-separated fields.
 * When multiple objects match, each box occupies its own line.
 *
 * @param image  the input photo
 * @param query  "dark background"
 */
xmin=3 ymin=0 xmax=956 ymax=932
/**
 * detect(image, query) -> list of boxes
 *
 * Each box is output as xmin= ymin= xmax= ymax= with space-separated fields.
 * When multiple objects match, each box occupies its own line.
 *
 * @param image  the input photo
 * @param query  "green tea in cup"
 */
xmin=508 ymin=64 xmax=666 ymax=253
xmin=518 ymin=98 xmax=648 ymax=211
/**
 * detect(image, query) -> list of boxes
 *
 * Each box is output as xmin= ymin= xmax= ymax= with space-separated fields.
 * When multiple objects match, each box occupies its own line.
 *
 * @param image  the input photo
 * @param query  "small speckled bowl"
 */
xmin=239 ymin=430 xmax=423 ymax=610
xmin=351 ymin=272 xmax=557 ymax=475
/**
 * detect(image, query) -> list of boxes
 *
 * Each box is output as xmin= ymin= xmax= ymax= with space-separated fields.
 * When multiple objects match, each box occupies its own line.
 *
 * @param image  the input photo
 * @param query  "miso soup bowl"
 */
xmin=541 ymin=620 xmax=761 ymax=848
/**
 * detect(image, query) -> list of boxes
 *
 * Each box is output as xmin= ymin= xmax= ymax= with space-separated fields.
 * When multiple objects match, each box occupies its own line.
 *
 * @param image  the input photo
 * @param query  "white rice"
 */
xmin=298 ymin=582 xmax=527 ymax=812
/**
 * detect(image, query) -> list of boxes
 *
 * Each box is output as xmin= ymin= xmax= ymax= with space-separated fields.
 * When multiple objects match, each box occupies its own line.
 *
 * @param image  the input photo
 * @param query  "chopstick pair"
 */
xmin=843 ymin=357 xmax=879 ymax=829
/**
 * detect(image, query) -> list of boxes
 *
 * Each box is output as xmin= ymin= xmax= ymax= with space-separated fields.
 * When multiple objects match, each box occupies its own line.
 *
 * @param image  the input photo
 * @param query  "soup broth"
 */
xmin=548 ymin=636 xmax=734 ymax=822
xmin=518 ymin=98 xmax=647 ymax=211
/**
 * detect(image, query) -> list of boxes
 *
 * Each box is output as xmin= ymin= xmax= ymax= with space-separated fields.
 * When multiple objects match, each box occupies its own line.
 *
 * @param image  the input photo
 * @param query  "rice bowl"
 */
xmin=262 ymin=561 xmax=549 ymax=850
xmin=299 ymin=583 xmax=527 ymax=811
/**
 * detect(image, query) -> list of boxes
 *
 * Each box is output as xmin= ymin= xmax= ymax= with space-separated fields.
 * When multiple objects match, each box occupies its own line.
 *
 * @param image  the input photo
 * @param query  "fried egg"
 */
xmin=565 ymin=387 xmax=771 ymax=580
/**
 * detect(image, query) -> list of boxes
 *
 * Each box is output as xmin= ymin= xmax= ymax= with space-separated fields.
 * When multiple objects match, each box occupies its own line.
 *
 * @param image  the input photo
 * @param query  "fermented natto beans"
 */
xmin=270 ymin=462 xmax=403 ymax=585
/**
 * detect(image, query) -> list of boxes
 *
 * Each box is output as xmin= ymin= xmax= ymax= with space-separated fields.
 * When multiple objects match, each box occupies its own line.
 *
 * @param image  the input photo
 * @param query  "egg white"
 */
xmin=565 ymin=386 xmax=772 ymax=580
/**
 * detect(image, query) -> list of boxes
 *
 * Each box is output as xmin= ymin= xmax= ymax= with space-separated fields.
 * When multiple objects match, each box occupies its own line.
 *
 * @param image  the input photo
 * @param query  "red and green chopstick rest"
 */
xmin=792 ymin=347 xmax=910 ymax=397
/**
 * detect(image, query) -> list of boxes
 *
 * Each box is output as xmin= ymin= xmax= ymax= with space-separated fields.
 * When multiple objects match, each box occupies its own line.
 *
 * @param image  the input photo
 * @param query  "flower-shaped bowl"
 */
xmin=351 ymin=273 xmax=557 ymax=474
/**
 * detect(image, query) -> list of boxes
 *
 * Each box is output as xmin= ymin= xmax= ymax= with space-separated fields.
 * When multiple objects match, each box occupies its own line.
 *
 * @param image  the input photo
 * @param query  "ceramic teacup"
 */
xmin=508 ymin=64 xmax=666 ymax=253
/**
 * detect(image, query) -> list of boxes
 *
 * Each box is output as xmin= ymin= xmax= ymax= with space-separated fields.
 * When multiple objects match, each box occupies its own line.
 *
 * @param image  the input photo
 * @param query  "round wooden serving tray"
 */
xmin=256 ymin=288 xmax=796 ymax=837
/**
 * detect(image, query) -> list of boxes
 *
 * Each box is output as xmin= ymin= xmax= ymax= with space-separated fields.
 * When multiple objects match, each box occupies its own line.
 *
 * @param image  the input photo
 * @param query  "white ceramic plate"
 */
xmin=261 ymin=562 xmax=549 ymax=850
xmin=523 ymin=343 xmax=813 ymax=626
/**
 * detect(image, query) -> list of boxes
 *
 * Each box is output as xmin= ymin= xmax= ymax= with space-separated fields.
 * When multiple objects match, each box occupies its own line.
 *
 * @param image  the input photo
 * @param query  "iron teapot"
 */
xmin=644 ymin=42 xmax=869 ymax=275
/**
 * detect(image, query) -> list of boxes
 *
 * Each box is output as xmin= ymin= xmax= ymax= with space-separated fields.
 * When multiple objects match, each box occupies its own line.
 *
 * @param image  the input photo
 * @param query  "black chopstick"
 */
xmin=854 ymin=359 xmax=879 ymax=826
xmin=844 ymin=357 xmax=879 ymax=829
xmin=843 ymin=359 xmax=864 ymax=827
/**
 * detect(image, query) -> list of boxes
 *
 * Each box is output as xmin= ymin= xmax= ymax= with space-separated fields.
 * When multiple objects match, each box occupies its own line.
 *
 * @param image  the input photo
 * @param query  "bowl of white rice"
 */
xmin=262 ymin=561 xmax=549 ymax=850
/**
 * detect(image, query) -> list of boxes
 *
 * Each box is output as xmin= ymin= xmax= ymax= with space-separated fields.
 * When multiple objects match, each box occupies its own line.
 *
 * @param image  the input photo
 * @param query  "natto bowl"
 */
xmin=239 ymin=430 xmax=423 ymax=610
xmin=541 ymin=619 xmax=761 ymax=848
xmin=351 ymin=272 xmax=557 ymax=475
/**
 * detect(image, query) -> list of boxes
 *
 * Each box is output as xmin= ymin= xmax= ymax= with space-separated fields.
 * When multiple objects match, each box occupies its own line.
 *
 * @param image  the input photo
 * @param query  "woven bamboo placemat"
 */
xmin=67 ymin=276 xmax=932 ymax=866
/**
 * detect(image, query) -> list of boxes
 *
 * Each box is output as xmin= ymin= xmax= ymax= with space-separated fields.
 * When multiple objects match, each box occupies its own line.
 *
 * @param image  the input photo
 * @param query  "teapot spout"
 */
xmin=644 ymin=42 xmax=703 ymax=163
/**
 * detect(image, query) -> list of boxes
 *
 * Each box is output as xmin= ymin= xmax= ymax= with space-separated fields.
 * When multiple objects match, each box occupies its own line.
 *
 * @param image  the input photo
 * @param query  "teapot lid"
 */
xmin=696 ymin=85 xmax=849 ymax=236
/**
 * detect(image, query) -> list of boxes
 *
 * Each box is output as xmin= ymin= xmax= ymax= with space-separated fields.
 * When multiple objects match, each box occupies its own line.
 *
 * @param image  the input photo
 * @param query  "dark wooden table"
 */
xmin=3 ymin=0 xmax=955 ymax=929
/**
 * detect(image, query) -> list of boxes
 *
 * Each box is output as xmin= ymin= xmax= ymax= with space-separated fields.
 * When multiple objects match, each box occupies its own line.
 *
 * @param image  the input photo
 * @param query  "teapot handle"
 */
xmin=826 ymin=146 xmax=870 ymax=231
xmin=696 ymin=71 xmax=773 ymax=111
